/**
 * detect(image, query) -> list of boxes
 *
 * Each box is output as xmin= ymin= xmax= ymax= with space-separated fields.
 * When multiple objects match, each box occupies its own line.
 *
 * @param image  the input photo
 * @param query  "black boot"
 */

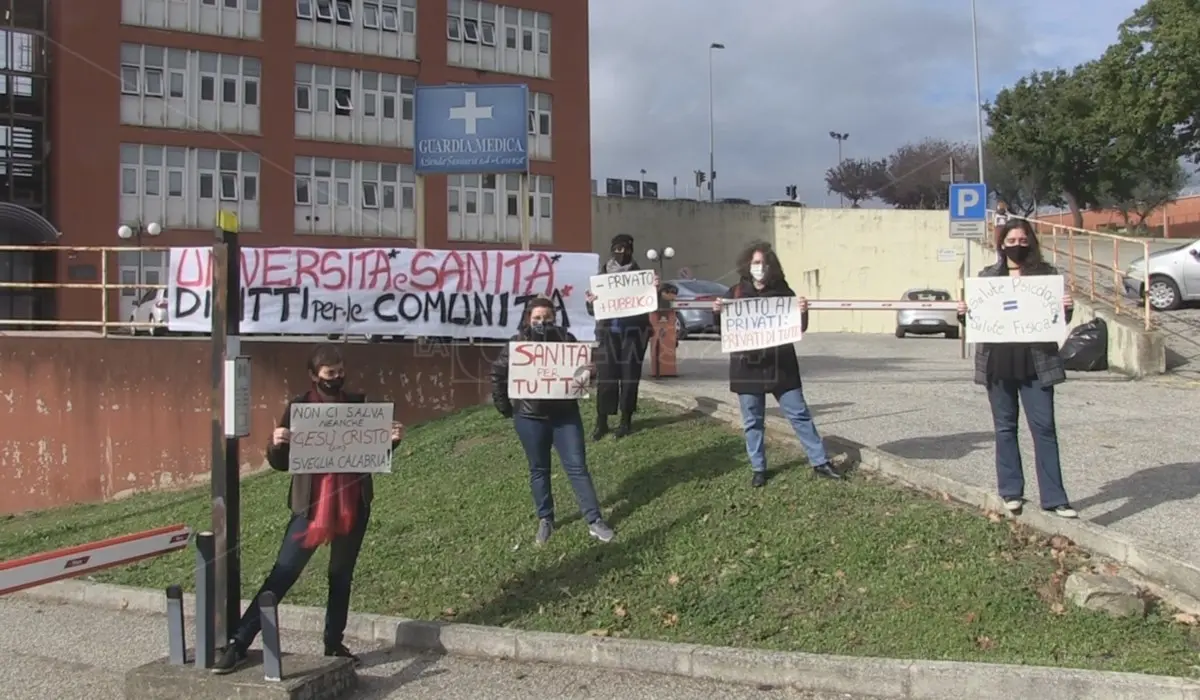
xmin=813 ymin=462 xmax=843 ymax=479
xmin=614 ymin=414 xmax=632 ymax=438
xmin=592 ymin=417 xmax=609 ymax=441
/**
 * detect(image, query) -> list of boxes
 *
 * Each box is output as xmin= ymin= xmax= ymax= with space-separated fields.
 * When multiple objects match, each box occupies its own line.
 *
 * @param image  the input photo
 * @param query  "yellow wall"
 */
xmin=592 ymin=197 xmax=976 ymax=333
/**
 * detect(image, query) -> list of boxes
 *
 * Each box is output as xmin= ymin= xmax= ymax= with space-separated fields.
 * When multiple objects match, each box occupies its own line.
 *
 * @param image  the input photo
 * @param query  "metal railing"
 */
xmin=0 ymin=244 xmax=169 ymax=336
xmin=992 ymin=212 xmax=1153 ymax=331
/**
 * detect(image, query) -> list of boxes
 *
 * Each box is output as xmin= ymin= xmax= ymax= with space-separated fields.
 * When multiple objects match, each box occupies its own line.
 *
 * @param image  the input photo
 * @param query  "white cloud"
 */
xmin=589 ymin=0 xmax=1143 ymax=206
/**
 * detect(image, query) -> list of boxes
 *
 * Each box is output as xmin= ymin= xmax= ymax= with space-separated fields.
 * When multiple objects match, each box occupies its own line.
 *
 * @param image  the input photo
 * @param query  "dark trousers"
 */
xmin=986 ymin=377 xmax=1070 ymax=509
xmin=232 ymin=508 xmax=369 ymax=649
xmin=513 ymin=411 xmax=602 ymax=524
xmin=595 ymin=325 xmax=647 ymax=420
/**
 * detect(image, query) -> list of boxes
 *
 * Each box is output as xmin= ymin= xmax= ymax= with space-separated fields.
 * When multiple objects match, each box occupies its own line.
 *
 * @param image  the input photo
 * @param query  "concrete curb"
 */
xmin=640 ymin=383 xmax=1200 ymax=611
xmin=14 ymin=579 xmax=1200 ymax=700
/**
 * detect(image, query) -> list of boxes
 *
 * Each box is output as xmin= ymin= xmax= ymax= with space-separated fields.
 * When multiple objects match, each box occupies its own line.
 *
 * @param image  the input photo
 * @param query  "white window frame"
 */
xmin=241 ymin=57 xmax=260 ymax=107
xmin=446 ymin=14 xmax=461 ymax=40
xmin=198 ymin=52 xmax=219 ymax=103
xmin=296 ymin=0 xmax=312 ymax=18
xmin=295 ymin=64 xmax=313 ymax=112
xmin=198 ymin=149 xmax=258 ymax=203
xmin=533 ymin=175 xmax=553 ymax=219
xmin=462 ymin=17 xmax=479 ymax=43
xmin=315 ymin=0 xmax=334 ymax=21
xmin=334 ymin=87 xmax=353 ymax=113
xmin=528 ymin=92 xmax=551 ymax=137
xmin=334 ymin=0 xmax=353 ymax=24
xmin=362 ymin=0 xmax=380 ymax=28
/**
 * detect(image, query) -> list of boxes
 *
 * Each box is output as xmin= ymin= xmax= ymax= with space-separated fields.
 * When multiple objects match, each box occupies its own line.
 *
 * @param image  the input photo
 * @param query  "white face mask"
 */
xmin=749 ymin=263 xmax=766 ymax=281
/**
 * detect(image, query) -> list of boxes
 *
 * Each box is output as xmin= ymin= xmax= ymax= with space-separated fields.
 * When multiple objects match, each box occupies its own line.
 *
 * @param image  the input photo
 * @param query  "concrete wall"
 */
xmin=0 ymin=338 xmax=494 ymax=514
xmin=592 ymin=198 xmax=962 ymax=333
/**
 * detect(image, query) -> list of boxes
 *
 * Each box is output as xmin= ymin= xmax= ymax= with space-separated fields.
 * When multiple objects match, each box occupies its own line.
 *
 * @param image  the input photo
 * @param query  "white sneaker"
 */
xmin=1003 ymin=499 xmax=1023 ymax=513
xmin=1051 ymin=505 xmax=1078 ymax=519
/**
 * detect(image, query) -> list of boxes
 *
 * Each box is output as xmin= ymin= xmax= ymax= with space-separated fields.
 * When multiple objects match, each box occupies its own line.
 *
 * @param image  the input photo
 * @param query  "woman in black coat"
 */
xmin=713 ymin=242 xmax=843 ymax=487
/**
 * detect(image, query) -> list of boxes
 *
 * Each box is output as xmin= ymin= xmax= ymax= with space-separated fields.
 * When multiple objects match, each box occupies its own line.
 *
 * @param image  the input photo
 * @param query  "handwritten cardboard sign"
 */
xmin=964 ymin=274 xmax=1066 ymax=344
xmin=508 ymin=341 xmax=592 ymax=399
xmin=167 ymin=246 xmax=599 ymax=341
xmin=720 ymin=296 xmax=804 ymax=353
xmin=288 ymin=402 xmax=394 ymax=474
xmin=588 ymin=269 xmax=657 ymax=320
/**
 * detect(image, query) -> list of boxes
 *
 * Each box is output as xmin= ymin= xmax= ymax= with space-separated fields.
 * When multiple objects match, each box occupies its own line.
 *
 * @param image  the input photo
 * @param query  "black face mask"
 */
xmin=529 ymin=320 xmax=552 ymax=336
xmin=316 ymin=377 xmax=344 ymax=395
xmin=612 ymin=249 xmax=632 ymax=265
xmin=1003 ymin=245 xmax=1030 ymax=264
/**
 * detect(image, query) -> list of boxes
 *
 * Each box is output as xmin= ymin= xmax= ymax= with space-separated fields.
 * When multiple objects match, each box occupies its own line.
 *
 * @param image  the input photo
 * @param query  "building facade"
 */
xmin=46 ymin=0 xmax=590 ymax=322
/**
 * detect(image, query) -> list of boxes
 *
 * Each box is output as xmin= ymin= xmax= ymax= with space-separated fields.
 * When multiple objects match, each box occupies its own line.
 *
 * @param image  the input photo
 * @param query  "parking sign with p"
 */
xmin=948 ymin=183 xmax=987 ymax=239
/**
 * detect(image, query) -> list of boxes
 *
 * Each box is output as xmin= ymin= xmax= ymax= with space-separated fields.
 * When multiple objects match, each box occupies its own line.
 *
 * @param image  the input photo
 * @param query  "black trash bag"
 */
xmin=1060 ymin=318 xmax=1108 ymax=371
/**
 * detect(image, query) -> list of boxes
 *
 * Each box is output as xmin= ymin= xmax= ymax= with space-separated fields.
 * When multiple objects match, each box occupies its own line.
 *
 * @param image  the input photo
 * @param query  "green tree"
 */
xmin=824 ymin=158 xmax=887 ymax=207
xmin=1098 ymin=0 xmax=1200 ymax=163
xmin=875 ymin=138 xmax=975 ymax=209
xmin=983 ymin=138 xmax=1060 ymax=216
xmin=1097 ymin=159 xmax=1187 ymax=232
xmin=985 ymin=64 xmax=1107 ymax=228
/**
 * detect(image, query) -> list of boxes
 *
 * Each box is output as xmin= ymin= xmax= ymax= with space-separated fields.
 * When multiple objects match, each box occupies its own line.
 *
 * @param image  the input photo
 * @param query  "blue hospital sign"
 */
xmin=414 ymin=84 xmax=529 ymax=175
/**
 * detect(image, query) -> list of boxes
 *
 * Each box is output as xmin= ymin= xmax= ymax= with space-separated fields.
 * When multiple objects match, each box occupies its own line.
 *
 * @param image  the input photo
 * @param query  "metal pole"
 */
xmin=968 ymin=0 xmax=986 ymax=360
xmin=194 ymin=532 xmax=216 ymax=669
xmin=166 ymin=585 xmax=186 ymax=665
xmin=708 ymin=49 xmax=716 ymax=203
xmin=260 ymin=591 xmax=283 ymax=682
xmin=209 ymin=238 xmax=230 ymax=643
xmin=222 ymin=220 xmax=242 ymax=643
xmin=837 ymin=140 xmax=844 ymax=208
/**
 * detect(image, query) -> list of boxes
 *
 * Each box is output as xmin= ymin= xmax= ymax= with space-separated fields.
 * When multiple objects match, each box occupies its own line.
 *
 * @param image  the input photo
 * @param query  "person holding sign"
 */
xmin=585 ymin=234 xmax=657 ymax=440
xmin=213 ymin=345 xmax=405 ymax=674
xmin=713 ymin=242 xmax=843 ymax=488
xmin=956 ymin=218 xmax=1078 ymax=519
xmin=490 ymin=297 xmax=616 ymax=545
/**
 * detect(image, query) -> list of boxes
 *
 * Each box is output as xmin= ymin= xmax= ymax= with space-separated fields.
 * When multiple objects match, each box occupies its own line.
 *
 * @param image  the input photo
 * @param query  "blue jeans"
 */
xmin=737 ymin=388 xmax=829 ymax=472
xmin=513 ymin=412 xmax=603 ymax=523
xmin=233 ymin=508 xmax=369 ymax=649
xmin=986 ymin=377 xmax=1070 ymax=509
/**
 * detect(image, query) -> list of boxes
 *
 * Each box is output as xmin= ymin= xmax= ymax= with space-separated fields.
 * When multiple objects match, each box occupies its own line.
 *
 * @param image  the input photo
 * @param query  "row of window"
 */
xmin=122 ymin=0 xmax=262 ymax=41
xmin=296 ymin=0 xmax=414 ymax=33
xmin=447 ymin=0 xmax=548 ymax=53
xmin=120 ymin=44 xmax=259 ymax=107
xmin=117 ymin=144 xmax=556 ymax=240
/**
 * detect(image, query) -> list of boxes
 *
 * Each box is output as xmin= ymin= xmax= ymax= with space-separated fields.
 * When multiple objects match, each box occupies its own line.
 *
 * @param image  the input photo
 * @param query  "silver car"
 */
xmin=1123 ymin=239 xmax=1200 ymax=311
xmin=668 ymin=278 xmax=728 ymax=339
xmin=895 ymin=288 xmax=958 ymax=339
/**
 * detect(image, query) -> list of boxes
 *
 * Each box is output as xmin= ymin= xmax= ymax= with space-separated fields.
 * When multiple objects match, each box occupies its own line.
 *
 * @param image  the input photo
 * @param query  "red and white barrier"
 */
xmin=671 ymin=299 xmax=958 ymax=311
xmin=0 ymin=524 xmax=192 ymax=596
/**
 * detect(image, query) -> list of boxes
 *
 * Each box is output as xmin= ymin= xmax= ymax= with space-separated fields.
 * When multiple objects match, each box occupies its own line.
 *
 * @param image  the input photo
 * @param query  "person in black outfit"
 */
xmin=712 ymin=242 xmax=844 ymax=488
xmin=491 ymin=297 xmax=615 ymax=545
xmin=957 ymin=218 xmax=1077 ymax=519
xmin=212 ymin=345 xmax=404 ymax=674
xmin=585 ymin=234 xmax=656 ymax=440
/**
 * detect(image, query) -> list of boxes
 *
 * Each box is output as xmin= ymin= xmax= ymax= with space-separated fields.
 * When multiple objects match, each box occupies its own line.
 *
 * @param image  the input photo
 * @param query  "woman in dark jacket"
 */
xmin=713 ymin=242 xmax=842 ymax=488
xmin=957 ymin=218 xmax=1077 ymax=518
xmin=491 ymin=297 xmax=615 ymax=545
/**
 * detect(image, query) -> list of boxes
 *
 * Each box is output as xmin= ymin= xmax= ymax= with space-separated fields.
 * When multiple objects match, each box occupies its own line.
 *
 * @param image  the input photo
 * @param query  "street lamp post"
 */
xmin=645 ymin=246 xmax=676 ymax=379
xmin=708 ymin=42 xmax=725 ymax=203
xmin=117 ymin=221 xmax=162 ymax=325
xmin=828 ymin=132 xmax=849 ymax=208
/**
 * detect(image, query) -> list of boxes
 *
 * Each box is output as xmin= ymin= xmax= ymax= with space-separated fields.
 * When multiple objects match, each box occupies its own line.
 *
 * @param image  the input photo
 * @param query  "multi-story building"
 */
xmin=40 ymin=0 xmax=590 ymax=323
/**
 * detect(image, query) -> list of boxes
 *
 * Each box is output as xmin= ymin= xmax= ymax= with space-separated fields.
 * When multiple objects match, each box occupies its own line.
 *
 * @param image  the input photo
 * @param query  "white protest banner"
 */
xmin=167 ymin=247 xmax=599 ymax=341
xmin=720 ymin=296 xmax=804 ymax=353
xmin=588 ymin=269 xmax=658 ymax=320
xmin=964 ymin=274 xmax=1067 ymax=344
xmin=288 ymin=402 xmax=394 ymax=474
xmin=507 ymin=341 xmax=592 ymax=399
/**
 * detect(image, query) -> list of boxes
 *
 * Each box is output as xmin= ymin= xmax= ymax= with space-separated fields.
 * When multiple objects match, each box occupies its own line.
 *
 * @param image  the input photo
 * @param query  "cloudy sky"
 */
xmin=588 ymin=0 xmax=1144 ymax=206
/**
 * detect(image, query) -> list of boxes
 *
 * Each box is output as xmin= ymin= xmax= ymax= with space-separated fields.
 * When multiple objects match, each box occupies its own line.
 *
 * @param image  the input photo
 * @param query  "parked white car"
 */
xmin=129 ymin=289 xmax=169 ymax=335
xmin=895 ymin=288 xmax=959 ymax=339
xmin=1123 ymin=239 xmax=1200 ymax=311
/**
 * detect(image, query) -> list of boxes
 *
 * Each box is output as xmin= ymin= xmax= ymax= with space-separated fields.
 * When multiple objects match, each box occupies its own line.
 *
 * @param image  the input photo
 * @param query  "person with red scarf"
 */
xmin=213 ymin=345 xmax=403 ymax=674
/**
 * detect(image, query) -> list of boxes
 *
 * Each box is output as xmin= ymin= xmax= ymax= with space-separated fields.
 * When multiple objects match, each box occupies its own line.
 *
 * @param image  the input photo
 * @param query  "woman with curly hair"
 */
xmin=713 ymin=242 xmax=844 ymax=487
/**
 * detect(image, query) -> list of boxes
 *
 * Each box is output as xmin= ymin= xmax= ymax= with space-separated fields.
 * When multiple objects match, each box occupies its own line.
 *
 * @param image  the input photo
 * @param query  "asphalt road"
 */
xmin=665 ymin=336 xmax=1200 ymax=569
xmin=0 ymin=597 xmax=864 ymax=700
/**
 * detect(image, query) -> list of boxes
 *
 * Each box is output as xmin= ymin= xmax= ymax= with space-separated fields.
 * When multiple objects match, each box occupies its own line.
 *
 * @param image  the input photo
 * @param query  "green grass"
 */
xmin=2 ymin=400 xmax=1198 ymax=676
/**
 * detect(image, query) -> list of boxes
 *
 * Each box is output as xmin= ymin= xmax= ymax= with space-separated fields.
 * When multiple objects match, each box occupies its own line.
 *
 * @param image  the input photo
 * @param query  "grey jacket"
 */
xmin=967 ymin=260 xmax=1071 ymax=387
